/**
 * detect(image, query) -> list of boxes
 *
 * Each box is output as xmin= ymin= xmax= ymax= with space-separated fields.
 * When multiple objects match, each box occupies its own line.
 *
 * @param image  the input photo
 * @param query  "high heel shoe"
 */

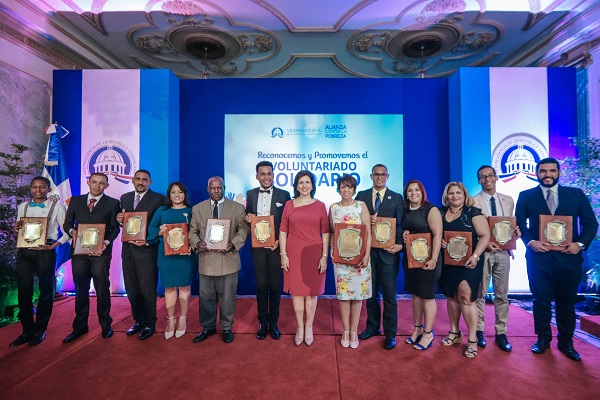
xmin=304 ymin=327 xmax=314 ymax=347
xmin=350 ymin=331 xmax=359 ymax=349
xmin=465 ymin=339 xmax=478 ymax=358
xmin=295 ymin=327 xmax=304 ymax=347
xmin=442 ymin=331 xmax=462 ymax=346
xmin=405 ymin=324 xmax=423 ymax=344
xmin=164 ymin=316 xmax=176 ymax=340
xmin=341 ymin=331 xmax=350 ymax=348
xmin=414 ymin=330 xmax=435 ymax=351
xmin=175 ymin=316 xmax=186 ymax=338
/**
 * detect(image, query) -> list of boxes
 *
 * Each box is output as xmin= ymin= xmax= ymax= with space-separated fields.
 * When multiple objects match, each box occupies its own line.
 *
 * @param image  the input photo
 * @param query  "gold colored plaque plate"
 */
xmin=406 ymin=233 xmax=432 ymax=269
xmin=17 ymin=217 xmax=48 ymax=248
xmin=488 ymin=216 xmax=517 ymax=250
xmin=371 ymin=217 xmax=396 ymax=249
xmin=121 ymin=212 xmax=148 ymax=242
xmin=251 ymin=215 xmax=276 ymax=248
xmin=164 ymin=223 xmax=190 ymax=256
xmin=332 ymin=223 xmax=367 ymax=265
xmin=443 ymin=231 xmax=473 ymax=266
xmin=539 ymin=215 xmax=572 ymax=251
xmin=73 ymin=224 xmax=105 ymax=255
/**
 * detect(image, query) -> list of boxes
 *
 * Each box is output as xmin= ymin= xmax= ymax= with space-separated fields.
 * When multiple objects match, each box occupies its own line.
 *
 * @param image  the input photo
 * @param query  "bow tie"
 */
xmin=259 ymin=189 xmax=271 ymax=194
xmin=29 ymin=202 xmax=45 ymax=208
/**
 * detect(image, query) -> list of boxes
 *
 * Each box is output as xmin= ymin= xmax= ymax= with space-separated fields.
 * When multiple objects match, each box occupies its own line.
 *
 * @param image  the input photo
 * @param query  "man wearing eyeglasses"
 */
xmin=356 ymin=164 xmax=404 ymax=350
xmin=472 ymin=165 xmax=518 ymax=353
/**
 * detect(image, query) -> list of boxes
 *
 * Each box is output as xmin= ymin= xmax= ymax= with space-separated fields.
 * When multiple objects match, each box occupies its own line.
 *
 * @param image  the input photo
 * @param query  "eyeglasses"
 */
xmin=372 ymin=173 xmax=388 ymax=178
xmin=478 ymin=174 xmax=496 ymax=181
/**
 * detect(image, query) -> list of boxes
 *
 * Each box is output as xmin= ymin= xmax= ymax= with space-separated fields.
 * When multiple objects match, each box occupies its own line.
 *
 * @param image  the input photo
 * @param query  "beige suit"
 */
xmin=473 ymin=191 xmax=514 ymax=335
xmin=189 ymin=198 xmax=249 ymax=331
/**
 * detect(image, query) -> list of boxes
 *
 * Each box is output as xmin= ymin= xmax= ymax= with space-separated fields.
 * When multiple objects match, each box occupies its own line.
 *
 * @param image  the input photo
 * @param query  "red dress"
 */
xmin=280 ymin=199 xmax=330 ymax=296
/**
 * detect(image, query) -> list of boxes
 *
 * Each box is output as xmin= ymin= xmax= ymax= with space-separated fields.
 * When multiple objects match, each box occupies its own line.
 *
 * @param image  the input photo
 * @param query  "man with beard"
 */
xmin=516 ymin=157 xmax=598 ymax=361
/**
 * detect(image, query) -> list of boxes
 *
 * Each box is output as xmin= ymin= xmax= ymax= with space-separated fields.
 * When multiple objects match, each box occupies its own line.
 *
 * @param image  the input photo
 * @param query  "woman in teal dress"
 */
xmin=147 ymin=182 xmax=194 ymax=340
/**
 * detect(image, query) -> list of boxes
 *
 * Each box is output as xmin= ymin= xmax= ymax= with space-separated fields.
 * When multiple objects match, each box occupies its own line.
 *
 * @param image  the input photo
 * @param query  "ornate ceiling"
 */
xmin=1 ymin=0 xmax=600 ymax=78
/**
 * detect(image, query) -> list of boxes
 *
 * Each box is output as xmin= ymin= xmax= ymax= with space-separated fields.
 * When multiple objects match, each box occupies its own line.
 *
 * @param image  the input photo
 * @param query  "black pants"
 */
xmin=71 ymin=254 xmax=113 ymax=331
xmin=16 ymin=249 xmax=56 ymax=334
xmin=122 ymin=254 xmax=158 ymax=327
xmin=365 ymin=249 xmax=399 ymax=337
xmin=252 ymin=247 xmax=282 ymax=324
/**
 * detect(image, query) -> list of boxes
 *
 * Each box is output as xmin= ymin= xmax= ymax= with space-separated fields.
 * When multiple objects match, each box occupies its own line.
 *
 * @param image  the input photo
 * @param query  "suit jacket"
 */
xmin=473 ymin=191 xmax=514 ymax=218
xmin=64 ymin=193 xmax=121 ymax=254
xmin=188 ymin=198 xmax=250 ymax=276
xmin=355 ymin=187 xmax=405 ymax=264
xmin=516 ymin=185 xmax=598 ymax=264
xmin=120 ymin=189 xmax=166 ymax=259
xmin=245 ymin=187 xmax=291 ymax=239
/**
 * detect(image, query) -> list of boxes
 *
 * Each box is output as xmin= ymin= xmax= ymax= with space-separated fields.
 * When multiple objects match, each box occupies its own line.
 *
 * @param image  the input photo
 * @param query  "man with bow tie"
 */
xmin=245 ymin=161 xmax=291 ymax=340
xmin=10 ymin=177 xmax=70 ymax=347
xmin=516 ymin=157 xmax=598 ymax=361
xmin=116 ymin=169 xmax=165 ymax=340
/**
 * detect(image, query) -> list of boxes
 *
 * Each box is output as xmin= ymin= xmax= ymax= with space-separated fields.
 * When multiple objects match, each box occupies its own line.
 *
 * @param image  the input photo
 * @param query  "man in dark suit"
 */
xmin=63 ymin=172 xmax=121 ymax=343
xmin=356 ymin=164 xmax=404 ymax=350
xmin=116 ymin=169 xmax=165 ymax=340
xmin=516 ymin=157 xmax=598 ymax=361
xmin=245 ymin=161 xmax=291 ymax=340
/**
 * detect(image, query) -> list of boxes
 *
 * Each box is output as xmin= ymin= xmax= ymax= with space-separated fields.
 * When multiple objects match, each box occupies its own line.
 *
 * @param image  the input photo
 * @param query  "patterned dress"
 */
xmin=331 ymin=201 xmax=372 ymax=300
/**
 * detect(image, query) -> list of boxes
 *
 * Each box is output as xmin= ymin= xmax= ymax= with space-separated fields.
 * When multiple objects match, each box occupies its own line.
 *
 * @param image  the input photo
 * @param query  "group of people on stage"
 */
xmin=9 ymin=158 xmax=598 ymax=362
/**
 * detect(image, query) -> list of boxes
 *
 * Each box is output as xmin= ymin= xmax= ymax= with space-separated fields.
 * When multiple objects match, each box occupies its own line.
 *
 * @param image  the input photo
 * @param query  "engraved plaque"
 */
xmin=164 ymin=223 xmax=190 ymax=256
xmin=73 ymin=224 xmax=105 ymax=255
xmin=251 ymin=215 xmax=276 ymax=248
xmin=121 ymin=211 xmax=148 ymax=242
xmin=205 ymin=219 xmax=231 ymax=251
xmin=332 ymin=223 xmax=367 ymax=265
xmin=443 ymin=231 xmax=473 ymax=266
xmin=371 ymin=217 xmax=396 ymax=249
xmin=406 ymin=233 xmax=432 ymax=269
xmin=539 ymin=215 xmax=572 ymax=250
xmin=17 ymin=217 xmax=48 ymax=248
xmin=488 ymin=216 xmax=517 ymax=250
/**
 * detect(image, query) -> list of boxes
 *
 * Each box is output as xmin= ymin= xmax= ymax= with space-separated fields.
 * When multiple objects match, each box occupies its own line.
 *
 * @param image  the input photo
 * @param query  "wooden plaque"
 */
xmin=121 ymin=211 xmax=148 ymax=242
xmin=164 ymin=223 xmax=190 ymax=256
xmin=332 ymin=223 xmax=366 ymax=265
xmin=406 ymin=233 xmax=432 ymax=269
xmin=443 ymin=231 xmax=472 ymax=266
xmin=539 ymin=215 xmax=573 ymax=250
xmin=488 ymin=216 xmax=517 ymax=250
xmin=205 ymin=219 xmax=231 ymax=251
xmin=251 ymin=215 xmax=276 ymax=248
xmin=73 ymin=224 xmax=106 ymax=255
xmin=371 ymin=217 xmax=396 ymax=249
xmin=17 ymin=217 xmax=49 ymax=248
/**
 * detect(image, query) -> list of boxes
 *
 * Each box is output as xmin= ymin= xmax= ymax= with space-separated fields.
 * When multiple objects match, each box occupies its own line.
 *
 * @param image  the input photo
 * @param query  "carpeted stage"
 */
xmin=1 ymin=297 xmax=599 ymax=400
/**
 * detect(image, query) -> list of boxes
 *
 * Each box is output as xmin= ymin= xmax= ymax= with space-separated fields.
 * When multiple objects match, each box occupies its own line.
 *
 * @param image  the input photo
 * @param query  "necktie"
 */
xmin=88 ymin=198 xmax=96 ymax=212
xmin=29 ymin=201 xmax=45 ymax=208
xmin=490 ymin=197 xmax=497 ymax=216
xmin=546 ymin=189 xmax=556 ymax=215
xmin=259 ymin=189 xmax=271 ymax=194
xmin=374 ymin=192 xmax=381 ymax=213
xmin=134 ymin=194 xmax=141 ymax=209
xmin=213 ymin=202 xmax=219 ymax=219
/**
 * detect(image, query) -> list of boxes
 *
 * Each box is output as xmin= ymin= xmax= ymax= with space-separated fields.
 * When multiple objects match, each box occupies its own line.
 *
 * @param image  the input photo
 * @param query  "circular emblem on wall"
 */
xmin=492 ymin=133 xmax=548 ymax=183
xmin=271 ymin=127 xmax=284 ymax=138
xmin=82 ymin=141 xmax=137 ymax=184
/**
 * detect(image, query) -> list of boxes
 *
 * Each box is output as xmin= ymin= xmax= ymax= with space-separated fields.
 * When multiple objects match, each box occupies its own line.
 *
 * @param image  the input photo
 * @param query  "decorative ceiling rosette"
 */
xmin=348 ymin=0 xmax=501 ymax=77
xmin=126 ymin=0 xmax=279 ymax=77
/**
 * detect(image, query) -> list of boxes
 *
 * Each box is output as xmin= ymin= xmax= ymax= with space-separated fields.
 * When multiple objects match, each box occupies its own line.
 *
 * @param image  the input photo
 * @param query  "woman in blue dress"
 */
xmin=147 ymin=182 xmax=194 ymax=339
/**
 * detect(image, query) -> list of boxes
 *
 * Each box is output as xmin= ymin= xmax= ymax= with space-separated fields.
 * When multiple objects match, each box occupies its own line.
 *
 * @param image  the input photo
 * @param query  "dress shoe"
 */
xmin=358 ymin=328 xmax=380 ymax=340
xmin=257 ymin=324 xmax=268 ymax=340
xmin=384 ymin=336 xmax=396 ymax=350
xmin=349 ymin=331 xmax=359 ymax=349
xmin=63 ymin=329 xmax=89 ymax=343
xmin=126 ymin=323 xmax=142 ymax=336
xmin=138 ymin=326 xmax=155 ymax=341
xmin=557 ymin=342 xmax=581 ymax=361
xmin=28 ymin=332 xmax=46 ymax=347
xmin=495 ymin=334 xmax=512 ymax=352
xmin=269 ymin=323 xmax=281 ymax=340
xmin=175 ymin=316 xmax=187 ymax=339
xmin=9 ymin=333 xmax=32 ymax=347
xmin=193 ymin=329 xmax=217 ymax=343
xmin=531 ymin=337 xmax=551 ymax=354
xmin=223 ymin=330 xmax=234 ymax=343
xmin=476 ymin=330 xmax=486 ymax=348
xmin=102 ymin=327 xmax=114 ymax=339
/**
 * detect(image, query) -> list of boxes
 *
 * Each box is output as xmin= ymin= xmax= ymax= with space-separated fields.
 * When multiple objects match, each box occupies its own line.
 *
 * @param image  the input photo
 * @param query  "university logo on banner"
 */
xmin=82 ymin=140 xmax=138 ymax=185
xmin=492 ymin=133 xmax=548 ymax=184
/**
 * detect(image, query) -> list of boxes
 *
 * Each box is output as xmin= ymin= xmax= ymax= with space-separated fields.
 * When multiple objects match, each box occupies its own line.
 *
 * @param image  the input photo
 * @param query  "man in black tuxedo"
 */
xmin=516 ymin=157 xmax=598 ymax=361
xmin=116 ymin=169 xmax=165 ymax=340
xmin=63 ymin=172 xmax=121 ymax=343
xmin=245 ymin=161 xmax=291 ymax=340
xmin=356 ymin=164 xmax=404 ymax=350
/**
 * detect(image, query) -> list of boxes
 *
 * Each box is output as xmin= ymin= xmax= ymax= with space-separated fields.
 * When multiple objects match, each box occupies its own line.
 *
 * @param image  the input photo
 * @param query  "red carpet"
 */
xmin=1 ymin=297 xmax=599 ymax=399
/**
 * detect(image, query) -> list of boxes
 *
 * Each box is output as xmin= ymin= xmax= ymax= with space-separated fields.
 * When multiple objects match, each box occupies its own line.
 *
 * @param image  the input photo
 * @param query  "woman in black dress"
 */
xmin=401 ymin=180 xmax=443 ymax=351
xmin=439 ymin=182 xmax=490 ymax=358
